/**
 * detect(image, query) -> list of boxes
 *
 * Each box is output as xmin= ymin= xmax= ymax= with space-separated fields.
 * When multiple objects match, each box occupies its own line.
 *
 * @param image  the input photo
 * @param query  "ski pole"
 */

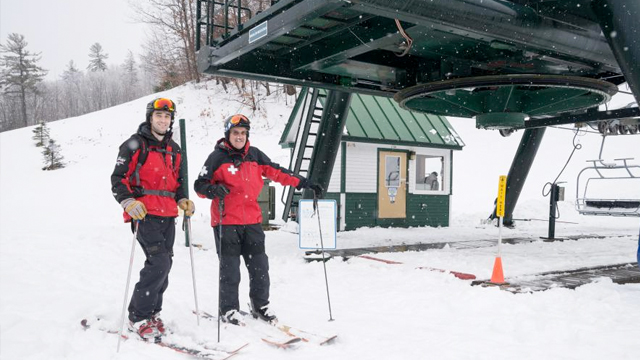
xmin=185 ymin=216 xmax=200 ymax=326
xmin=117 ymin=221 xmax=139 ymax=353
xmin=313 ymin=193 xmax=334 ymax=321
xmin=217 ymin=199 xmax=225 ymax=343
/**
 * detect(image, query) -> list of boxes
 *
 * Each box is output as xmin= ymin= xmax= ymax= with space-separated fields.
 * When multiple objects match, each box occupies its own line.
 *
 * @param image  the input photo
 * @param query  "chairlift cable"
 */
xmin=541 ymin=129 xmax=583 ymax=219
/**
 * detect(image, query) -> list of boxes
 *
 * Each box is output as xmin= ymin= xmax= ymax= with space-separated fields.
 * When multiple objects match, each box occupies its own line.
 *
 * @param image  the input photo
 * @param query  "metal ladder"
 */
xmin=281 ymin=88 xmax=326 ymax=221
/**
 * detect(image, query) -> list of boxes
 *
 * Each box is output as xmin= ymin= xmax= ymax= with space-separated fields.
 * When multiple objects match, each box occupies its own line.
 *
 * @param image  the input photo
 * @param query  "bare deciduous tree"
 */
xmin=133 ymin=0 xmax=200 ymax=87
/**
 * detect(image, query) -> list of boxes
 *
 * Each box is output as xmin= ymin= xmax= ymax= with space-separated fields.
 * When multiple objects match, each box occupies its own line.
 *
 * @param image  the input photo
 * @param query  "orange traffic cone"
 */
xmin=490 ymin=257 xmax=505 ymax=284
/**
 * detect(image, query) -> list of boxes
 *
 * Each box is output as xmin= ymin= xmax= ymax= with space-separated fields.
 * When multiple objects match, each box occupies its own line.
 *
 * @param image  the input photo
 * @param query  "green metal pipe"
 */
xmin=179 ymin=118 xmax=191 ymax=247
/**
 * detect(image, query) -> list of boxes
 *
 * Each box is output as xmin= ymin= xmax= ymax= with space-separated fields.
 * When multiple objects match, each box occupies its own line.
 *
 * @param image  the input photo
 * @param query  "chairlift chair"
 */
xmin=575 ymin=158 xmax=640 ymax=217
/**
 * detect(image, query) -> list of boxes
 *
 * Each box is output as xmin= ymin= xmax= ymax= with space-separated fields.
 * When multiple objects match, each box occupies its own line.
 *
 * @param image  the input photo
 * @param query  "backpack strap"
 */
xmin=152 ymin=146 xmax=177 ymax=170
xmin=129 ymin=135 xmax=148 ymax=188
xmin=141 ymin=189 xmax=176 ymax=197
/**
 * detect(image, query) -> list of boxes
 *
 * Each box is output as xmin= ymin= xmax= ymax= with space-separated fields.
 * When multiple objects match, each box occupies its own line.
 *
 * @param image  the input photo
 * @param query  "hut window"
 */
xmin=415 ymin=155 xmax=444 ymax=191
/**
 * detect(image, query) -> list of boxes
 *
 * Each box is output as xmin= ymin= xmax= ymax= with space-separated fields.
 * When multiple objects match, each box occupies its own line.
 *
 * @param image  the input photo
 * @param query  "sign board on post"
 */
xmin=496 ymin=175 xmax=507 ymax=218
xmin=298 ymin=199 xmax=337 ymax=250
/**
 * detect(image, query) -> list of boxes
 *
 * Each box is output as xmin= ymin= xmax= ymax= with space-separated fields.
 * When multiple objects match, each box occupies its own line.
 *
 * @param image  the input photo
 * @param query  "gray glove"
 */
xmin=121 ymin=198 xmax=147 ymax=220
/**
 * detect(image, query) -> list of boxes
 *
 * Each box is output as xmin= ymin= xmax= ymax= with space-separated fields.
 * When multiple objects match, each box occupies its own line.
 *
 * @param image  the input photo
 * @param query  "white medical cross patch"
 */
xmin=228 ymin=165 xmax=239 ymax=175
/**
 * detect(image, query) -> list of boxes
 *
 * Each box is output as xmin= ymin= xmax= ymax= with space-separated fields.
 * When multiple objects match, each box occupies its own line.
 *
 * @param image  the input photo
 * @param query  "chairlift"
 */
xmin=575 ymin=157 xmax=640 ymax=217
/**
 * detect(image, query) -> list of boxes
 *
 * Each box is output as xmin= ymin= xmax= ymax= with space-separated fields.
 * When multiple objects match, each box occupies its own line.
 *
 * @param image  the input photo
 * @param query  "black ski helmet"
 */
xmin=146 ymin=98 xmax=176 ymax=124
xmin=224 ymin=114 xmax=251 ymax=140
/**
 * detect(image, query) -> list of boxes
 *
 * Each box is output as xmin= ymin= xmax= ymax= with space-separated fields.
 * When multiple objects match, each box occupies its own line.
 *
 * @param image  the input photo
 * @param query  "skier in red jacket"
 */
xmin=111 ymin=98 xmax=195 ymax=339
xmin=194 ymin=114 xmax=321 ymax=325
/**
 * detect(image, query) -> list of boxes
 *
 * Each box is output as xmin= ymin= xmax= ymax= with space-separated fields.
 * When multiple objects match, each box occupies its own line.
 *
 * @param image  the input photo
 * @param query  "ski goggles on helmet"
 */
xmin=229 ymin=114 xmax=249 ymax=125
xmin=152 ymin=98 xmax=175 ymax=112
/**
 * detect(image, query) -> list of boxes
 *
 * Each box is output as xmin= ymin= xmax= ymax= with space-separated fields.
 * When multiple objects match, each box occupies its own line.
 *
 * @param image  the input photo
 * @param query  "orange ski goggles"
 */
xmin=229 ymin=114 xmax=249 ymax=125
xmin=152 ymin=98 xmax=175 ymax=112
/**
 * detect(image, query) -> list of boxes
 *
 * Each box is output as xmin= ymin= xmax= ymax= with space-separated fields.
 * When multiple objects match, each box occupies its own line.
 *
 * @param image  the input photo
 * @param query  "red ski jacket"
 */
xmin=111 ymin=123 xmax=186 ymax=222
xmin=194 ymin=139 xmax=303 ymax=226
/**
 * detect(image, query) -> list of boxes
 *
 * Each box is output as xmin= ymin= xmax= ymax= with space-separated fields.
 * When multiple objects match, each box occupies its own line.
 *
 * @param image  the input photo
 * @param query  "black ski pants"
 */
xmin=213 ymin=223 xmax=270 ymax=315
xmin=128 ymin=215 xmax=175 ymax=323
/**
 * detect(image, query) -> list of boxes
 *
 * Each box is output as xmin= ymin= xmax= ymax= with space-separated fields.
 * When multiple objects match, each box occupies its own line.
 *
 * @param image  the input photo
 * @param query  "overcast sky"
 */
xmin=1 ymin=0 xmax=147 ymax=80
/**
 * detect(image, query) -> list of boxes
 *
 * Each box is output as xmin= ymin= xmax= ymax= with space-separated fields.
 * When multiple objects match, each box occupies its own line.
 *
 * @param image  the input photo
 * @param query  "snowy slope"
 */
xmin=1 ymin=80 xmax=639 ymax=360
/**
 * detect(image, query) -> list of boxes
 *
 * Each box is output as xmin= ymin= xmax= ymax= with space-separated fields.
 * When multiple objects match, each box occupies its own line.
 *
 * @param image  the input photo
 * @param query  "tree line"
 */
xmin=0 ymin=34 xmax=156 ymax=132
xmin=0 ymin=0 xmax=294 ymax=133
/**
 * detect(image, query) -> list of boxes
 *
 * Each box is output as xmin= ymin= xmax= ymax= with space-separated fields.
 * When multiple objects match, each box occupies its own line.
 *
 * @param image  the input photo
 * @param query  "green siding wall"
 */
xmin=406 ymin=195 xmax=450 ymax=227
xmin=327 ymin=192 xmax=450 ymax=231
xmin=343 ymin=193 xmax=377 ymax=231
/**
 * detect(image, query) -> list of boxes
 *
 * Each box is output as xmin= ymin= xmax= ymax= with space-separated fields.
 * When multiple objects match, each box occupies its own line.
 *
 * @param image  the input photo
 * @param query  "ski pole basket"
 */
xmin=575 ymin=158 xmax=640 ymax=217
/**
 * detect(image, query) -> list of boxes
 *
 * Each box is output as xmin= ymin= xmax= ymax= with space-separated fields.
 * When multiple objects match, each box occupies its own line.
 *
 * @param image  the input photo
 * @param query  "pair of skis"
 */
xmin=82 ymin=311 xmax=337 ymax=358
xmin=80 ymin=317 xmax=247 ymax=359
xmin=196 ymin=309 xmax=337 ymax=349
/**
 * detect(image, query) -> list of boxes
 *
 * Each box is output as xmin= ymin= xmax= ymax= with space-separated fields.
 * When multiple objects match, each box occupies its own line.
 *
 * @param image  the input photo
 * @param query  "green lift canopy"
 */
xmin=196 ymin=0 xmax=640 ymax=129
xmin=280 ymin=90 xmax=464 ymax=150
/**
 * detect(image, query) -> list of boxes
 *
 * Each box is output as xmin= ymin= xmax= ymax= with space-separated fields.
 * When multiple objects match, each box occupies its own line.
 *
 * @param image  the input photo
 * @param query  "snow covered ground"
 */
xmin=1 ymin=80 xmax=639 ymax=360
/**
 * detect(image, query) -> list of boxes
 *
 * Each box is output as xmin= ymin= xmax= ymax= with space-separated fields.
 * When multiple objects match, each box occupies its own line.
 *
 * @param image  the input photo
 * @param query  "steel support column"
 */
xmin=302 ymin=90 xmax=352 ymax=199
xmin=491 ymin=128 xmax=546 ymax=226
xmin=592 ymin=0 xmax=640 ymax=105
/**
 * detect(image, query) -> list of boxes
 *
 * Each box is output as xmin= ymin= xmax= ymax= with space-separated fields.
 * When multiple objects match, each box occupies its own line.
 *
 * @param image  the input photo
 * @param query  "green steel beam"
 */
xmin=197 ymin=59 xmax=391 ymax=96
xmin=490 ymin=127 xmax=546 ymax=227
xmin=525 ymin=107 xmax=640 ymax=129
xmin=592 ymin=0 xmax=640 ymax=106
xmin=303 ymin=90 xmax=352 ymax=199
xmin=279 ymin=86 xmax=308 ymax=147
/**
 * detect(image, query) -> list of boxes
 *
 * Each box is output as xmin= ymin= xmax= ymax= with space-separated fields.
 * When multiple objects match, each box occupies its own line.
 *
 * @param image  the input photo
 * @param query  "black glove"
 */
xmin=298 ymin=178 xmax=324 ymax=195
xmin=206 ymin=184 xmax=230 ymax=199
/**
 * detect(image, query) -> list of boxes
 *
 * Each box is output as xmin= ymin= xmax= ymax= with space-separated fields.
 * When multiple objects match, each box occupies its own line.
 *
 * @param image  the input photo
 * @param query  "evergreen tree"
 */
xmin=123 ymin=50 xmax=138 ymax=84
xmin=122 ymin=50 xmax=139 ymax=100
xmin=0 ymin=33 xmax=48 ymax=128
xmin=61 ymin=60 xmax=83 ymax=117
xmin=61 ymin=60 xmax=82 ymax=82
xmin=42 ymin=138 xmax=65 ymax=170
xmin=87 ymin=43 xmax=108 ymax=72
xmin=32 ymin=120 xmax=50 ymax=147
